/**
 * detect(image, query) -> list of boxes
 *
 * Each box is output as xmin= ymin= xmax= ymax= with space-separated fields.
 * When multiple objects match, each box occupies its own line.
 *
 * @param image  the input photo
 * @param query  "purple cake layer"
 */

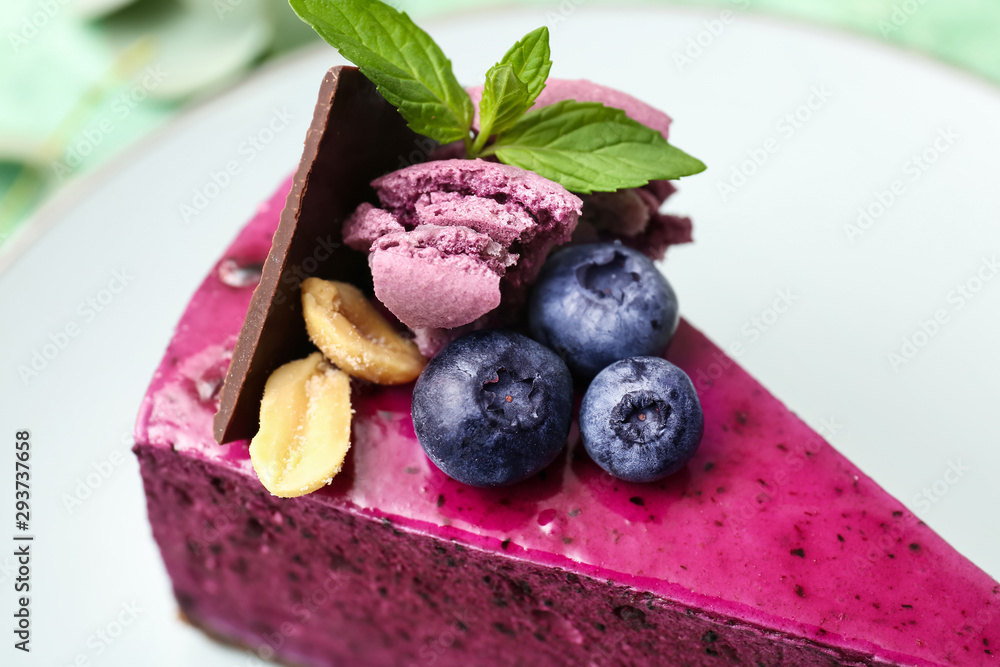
xmin=135 ymin=180 xmax=999 ymax=667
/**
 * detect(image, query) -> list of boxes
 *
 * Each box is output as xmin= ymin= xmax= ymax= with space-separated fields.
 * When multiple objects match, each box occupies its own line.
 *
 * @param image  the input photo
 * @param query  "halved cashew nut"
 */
xmin=250 ymin=352 xmax=352 ymax=498
xmin=301 ymin=277 xmax=426 ymax=384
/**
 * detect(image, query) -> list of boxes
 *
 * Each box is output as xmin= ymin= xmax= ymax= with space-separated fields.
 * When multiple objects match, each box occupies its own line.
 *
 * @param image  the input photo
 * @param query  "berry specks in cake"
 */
xmin=245 ymin=518 xmax=264 ymax=539
xmin=790 ymin=548 xmax=805 ymax=558
xmin=528 ymin=243 xmax=679 ymax=379
xmin=615 ymin=605 xmax=651 ymax=630
xmin=494 ymin=622 xmax=515 ymax=636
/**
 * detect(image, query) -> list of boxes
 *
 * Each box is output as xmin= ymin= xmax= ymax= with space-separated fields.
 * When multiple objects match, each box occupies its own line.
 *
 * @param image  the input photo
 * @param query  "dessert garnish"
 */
xmin=250 ymin=277 xmax=424 ymax=494
xmin=249 ymin=352 xmax=352 ymax=497
xmin=528 ymin=243 xmax=680 ymax=380
xmin=213 ymin=67 xmax=421 ymax=444
xmin=289 ymin=0 xmax=705 ymax=193
xmin=411 ymin=330 xmax=573 ymax=487
xmin=221 ymin=1 xmax=710 ymax=493
xmin=301 ymin=277 xmax=425 ymax=383
xmin=580 ymin=356 xmax=704 ymax=483
xmin=342 ymin=158 xmax=583 ymax=329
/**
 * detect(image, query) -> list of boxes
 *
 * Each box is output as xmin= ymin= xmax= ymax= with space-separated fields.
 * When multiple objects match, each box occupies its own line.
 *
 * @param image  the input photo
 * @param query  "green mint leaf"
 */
xmin=288 ymin=0 xmax=473 ymax=144
xmin=471 ymin=27 xmax=551 ymax=156
xmin=476 ymin=63 xmax=529 ymax=152
xmin=497 ymin=26 xmax=551 ymax=106
xmin=486 ymin=100 xmax=706 ymax=194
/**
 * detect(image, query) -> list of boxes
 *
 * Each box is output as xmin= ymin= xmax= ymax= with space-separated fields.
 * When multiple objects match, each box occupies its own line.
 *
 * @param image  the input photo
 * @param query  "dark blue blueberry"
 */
xmin=580 ymin=356 xmax=703 ymax=483
xmin=411 ymin=330 xmax=573 ymax=487
xmin=528 ymin=243 xmax=679 ymax=380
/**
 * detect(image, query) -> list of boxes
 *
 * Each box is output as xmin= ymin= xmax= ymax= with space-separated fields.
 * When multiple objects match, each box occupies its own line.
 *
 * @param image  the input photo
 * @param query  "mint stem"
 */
xmin=469 ymin=130 xmax=492 ymax=158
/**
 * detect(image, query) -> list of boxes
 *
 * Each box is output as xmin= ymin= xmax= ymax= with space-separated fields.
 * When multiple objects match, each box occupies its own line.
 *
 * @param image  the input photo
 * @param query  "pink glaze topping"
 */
xmin=137 ymin=178 xmax=999 ymax=667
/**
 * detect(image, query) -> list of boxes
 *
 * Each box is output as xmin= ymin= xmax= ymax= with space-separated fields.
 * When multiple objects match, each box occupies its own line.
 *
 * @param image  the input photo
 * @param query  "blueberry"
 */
xmin=528 ymin=243 xmax=679 ymax=380
xmin=579 ymin=356 xmax=703 ymax=483
xmin=411 ymin=330 xmax=573 ymax=487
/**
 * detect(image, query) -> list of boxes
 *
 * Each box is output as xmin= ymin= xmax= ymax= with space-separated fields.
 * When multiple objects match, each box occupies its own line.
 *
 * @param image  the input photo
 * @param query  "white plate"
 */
xmin=1 ymin=6 xmax=998 ymax=665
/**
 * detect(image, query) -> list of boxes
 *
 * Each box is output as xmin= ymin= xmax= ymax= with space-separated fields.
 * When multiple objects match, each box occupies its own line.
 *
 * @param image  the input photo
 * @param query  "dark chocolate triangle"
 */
xmin=214 ymin=66 xmax=424 ymax=443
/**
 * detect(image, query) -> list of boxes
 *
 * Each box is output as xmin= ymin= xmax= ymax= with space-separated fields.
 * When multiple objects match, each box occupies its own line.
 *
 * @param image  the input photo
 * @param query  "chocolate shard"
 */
xmin=214 ymin=66 xmax=425 ymax=443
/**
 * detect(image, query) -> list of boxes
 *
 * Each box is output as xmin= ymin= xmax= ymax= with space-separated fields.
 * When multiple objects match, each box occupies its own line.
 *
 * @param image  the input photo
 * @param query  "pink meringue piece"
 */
xmin=345 ymin=159 xmax=581 ymax=330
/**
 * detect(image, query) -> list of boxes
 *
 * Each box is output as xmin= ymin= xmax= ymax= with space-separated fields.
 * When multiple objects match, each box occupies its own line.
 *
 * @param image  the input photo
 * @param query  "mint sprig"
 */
xmin=472 ymin=26 xmax=553 ymax=155
xmin=495 ymin=26 xmax=552 ymax=108
xmin=475 ymin=64 xmax=529 ymax=155
xmin=290 ymin=0 xmax=706 ymax=191
xmin=483 ymin=100 xmax=707 ymax=194
xmin=288 ymin=0 xmax=473 ymax=144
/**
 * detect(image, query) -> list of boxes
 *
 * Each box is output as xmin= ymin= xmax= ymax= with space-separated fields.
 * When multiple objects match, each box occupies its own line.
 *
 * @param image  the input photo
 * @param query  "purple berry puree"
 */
xmin=135 ymin=178 xmax=999 ymax=667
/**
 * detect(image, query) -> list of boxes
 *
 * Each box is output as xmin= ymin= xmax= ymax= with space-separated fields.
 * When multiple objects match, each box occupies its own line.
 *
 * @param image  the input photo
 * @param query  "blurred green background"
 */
xmin=1 ymin=0 xmax=998 ymax=246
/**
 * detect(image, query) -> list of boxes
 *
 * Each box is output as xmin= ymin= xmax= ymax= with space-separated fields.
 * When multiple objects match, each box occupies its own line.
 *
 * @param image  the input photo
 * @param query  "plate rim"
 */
xmin=3 ymin=2 xmax=998 ymax=279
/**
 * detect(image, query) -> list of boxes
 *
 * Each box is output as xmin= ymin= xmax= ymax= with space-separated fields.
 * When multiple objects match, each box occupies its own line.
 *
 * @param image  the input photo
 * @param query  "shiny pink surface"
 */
xmin=137 ymin=178 xmax=999 ymax=667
